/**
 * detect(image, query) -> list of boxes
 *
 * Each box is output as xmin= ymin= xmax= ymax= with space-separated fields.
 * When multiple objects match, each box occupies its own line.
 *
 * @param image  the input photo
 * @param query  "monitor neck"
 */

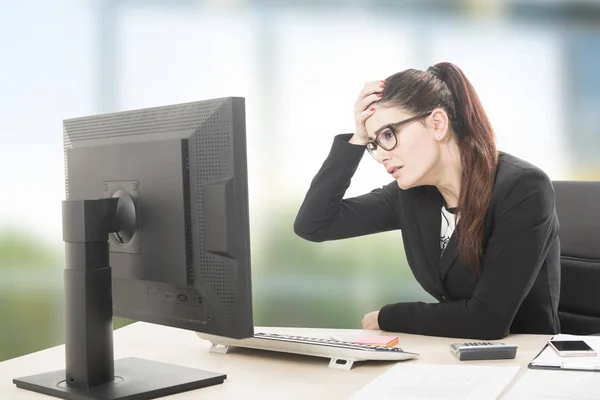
xmin=62 ymin=197 xmax=119 ymax=389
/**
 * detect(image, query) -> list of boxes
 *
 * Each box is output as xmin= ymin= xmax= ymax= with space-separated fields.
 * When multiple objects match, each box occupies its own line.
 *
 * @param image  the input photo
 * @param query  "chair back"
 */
xmin=553 ymin=180 xmax=600 ymax=334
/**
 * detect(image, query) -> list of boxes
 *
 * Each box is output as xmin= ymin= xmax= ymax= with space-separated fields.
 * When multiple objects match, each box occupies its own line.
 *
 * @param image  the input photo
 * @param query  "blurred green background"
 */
xmin=2 ymin=0 xmax=600 ymax=363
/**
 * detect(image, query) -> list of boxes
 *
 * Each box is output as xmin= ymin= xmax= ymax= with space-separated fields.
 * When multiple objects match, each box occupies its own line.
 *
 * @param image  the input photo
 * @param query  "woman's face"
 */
xmin=364 ymin=105 xmax=443 ymax=190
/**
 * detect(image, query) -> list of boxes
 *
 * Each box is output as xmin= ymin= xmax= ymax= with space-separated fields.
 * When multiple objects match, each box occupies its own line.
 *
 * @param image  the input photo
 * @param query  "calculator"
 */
xmin=449 ymin=342 xmax=518 ymax=361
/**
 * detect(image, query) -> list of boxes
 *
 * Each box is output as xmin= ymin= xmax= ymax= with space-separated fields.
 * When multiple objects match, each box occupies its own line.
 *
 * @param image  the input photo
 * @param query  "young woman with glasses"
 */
xmin=293 ymin=62 xmax=560 ymax=340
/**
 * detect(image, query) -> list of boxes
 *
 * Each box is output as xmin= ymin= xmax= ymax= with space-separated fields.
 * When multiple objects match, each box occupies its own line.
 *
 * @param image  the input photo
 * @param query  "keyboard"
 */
xmin=196 ymin=331 xmax=419 ymax=370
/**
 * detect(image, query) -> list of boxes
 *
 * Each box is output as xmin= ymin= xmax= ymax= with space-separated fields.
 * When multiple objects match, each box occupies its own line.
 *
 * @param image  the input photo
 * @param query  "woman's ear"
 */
xmin=431 ymin=109 xmax=450 ymax=141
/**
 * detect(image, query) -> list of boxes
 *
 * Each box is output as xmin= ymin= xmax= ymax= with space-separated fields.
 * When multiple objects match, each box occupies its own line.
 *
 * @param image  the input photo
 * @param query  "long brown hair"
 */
xmin=380 ymin=62 xmax=498 ymax=275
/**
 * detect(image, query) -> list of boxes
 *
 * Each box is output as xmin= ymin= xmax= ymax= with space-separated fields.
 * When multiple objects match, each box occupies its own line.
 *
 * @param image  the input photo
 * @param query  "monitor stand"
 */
xmin=13 ymin=198 xmax=226 ymax=400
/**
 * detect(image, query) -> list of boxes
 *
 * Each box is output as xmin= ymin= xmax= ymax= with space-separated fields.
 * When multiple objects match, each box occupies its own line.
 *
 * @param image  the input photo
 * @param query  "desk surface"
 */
xmin=1 ymin=322 xmax=550 ymax=399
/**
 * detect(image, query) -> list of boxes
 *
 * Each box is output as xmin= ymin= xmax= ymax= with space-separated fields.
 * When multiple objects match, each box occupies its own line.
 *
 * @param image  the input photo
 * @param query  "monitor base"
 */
xmin=13 ymin=357 xmax=226 ymax=400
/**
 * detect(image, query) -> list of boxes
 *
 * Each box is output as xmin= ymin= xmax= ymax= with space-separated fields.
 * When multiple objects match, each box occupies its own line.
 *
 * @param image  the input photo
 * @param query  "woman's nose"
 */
xmin=375 ymin=148 xmax=390 ymax=164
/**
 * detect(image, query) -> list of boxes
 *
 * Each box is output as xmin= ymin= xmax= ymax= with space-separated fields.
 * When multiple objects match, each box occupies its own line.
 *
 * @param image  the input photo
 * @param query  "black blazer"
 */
xmin=294 ymin=134 xmax=561 ymax=340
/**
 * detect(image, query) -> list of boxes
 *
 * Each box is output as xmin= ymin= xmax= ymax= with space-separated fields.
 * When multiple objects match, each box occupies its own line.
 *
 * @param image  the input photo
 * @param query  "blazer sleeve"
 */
xmin=293 ymin=134 xmax=402 ymax=242
xmin=377 ymin=167 xmax=558 ymax=339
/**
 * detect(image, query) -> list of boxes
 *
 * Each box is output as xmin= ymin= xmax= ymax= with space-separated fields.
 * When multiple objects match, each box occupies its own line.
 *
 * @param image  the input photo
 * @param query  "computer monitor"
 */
xmin=13 ymin=97 xmax=254 ymax=400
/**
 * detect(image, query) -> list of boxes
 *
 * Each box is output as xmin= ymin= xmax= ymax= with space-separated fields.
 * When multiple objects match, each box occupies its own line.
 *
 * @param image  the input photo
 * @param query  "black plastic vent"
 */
xmin=65 ymin=104 xmax=215 ymax=142
xmin=63 ymin=100 xmax=227 ymax=200
xmin=189 ymin=110 xmax=236 ymax=320
xmin=63 ymin=125 xmax=72 ymax=199
xmin=181 ymin=140 xmax=194 ymax=284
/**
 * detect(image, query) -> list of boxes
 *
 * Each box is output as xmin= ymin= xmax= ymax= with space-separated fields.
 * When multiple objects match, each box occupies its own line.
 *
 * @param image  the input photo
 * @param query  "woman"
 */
xmin=293 ymin=62 xmax=561 ymax=339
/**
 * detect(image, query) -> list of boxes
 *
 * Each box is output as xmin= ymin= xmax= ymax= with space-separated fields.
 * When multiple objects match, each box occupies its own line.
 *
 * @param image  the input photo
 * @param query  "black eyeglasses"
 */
xmin=366 ymin=111 xmax=433 ymax=159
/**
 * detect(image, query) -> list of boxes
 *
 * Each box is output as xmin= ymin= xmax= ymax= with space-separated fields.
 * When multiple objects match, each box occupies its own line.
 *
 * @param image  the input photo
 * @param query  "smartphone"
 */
xmin=548 ymin=340 xmax=597 ymax=357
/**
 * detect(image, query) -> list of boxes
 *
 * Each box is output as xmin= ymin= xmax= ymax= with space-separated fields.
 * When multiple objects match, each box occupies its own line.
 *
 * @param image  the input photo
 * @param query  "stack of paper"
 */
xmin=351 ymin=336 xmax=399 ymax=347
xmin=348 ymin=363 xmax=520 ymax=400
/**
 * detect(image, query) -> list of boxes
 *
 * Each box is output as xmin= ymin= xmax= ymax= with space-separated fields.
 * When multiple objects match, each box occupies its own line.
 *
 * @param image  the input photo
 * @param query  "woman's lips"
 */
xmin=388 ymin=166 xmax=403 ymax=175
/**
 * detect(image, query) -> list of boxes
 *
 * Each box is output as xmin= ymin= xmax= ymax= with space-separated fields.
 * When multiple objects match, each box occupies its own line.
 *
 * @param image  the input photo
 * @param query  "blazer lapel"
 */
xmin=414 ymin=187 xmax=442 ymax=276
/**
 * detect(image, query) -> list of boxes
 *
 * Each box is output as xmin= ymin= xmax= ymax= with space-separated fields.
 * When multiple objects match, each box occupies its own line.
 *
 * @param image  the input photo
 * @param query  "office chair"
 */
xmin=553 ymin=180 xmax=600 ymax=335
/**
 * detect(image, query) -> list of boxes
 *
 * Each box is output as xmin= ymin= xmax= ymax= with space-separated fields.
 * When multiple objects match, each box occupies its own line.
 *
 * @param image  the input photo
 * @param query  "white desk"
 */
xmin=0 ymin=322 xmax=550 ymax=399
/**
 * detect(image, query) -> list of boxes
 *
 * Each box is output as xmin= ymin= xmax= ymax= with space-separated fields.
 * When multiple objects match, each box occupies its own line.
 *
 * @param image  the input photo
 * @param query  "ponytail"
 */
xmin=429 ymin=62 xmax=498 ymax=275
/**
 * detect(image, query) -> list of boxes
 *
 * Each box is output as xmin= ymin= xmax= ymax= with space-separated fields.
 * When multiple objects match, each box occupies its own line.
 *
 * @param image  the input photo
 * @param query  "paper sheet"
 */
xmin=347 ymin=363 xmax=520 ymax=400
xmin=503 ymin=369 xmax=600 ymax=400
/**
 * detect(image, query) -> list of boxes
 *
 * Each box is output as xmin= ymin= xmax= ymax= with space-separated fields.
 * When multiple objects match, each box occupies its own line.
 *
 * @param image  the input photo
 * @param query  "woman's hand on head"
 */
xmin=350 ymin=80 xmax=385 ymax=146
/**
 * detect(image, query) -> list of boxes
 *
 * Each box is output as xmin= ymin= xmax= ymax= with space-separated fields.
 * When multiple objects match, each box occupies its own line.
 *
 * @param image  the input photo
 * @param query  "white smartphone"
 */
xmin=548 ymin=340 xmax=597 ymax=357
